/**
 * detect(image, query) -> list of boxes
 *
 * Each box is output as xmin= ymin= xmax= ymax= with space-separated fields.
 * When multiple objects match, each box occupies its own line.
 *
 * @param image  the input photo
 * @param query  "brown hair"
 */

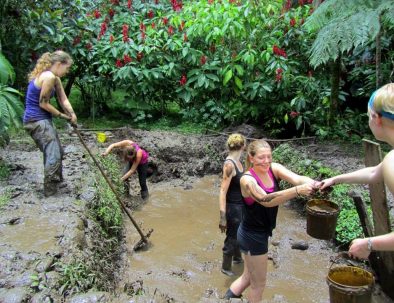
xmin=227 ymin=133 xmax=246 ymax=151
xmin=245 ymin=139 xmax=271 ymax=170
xmin=28 ymin=50 xmax=73 ymax=81
xmin=122 ymin=145 xmax=137 ymax=162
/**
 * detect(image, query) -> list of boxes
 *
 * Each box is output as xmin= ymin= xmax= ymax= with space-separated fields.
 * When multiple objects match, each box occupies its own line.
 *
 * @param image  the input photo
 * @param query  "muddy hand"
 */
xmin=319 ymin=178 xmax=336 ymax=191
xmin=219 ymin=211 xmax=226 ymax=233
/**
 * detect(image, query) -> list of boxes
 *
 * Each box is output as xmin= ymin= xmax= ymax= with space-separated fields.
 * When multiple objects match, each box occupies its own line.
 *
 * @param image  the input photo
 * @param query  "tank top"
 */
xmin=132 ymin=143 xmax=149 ymax=165
xmin=242 ymin=167 xmax=280 ymax=234
xmin=225 ymin=159 xmax=244 ymax=205
xmin=23 ymin=80 xmax=53 ymax=123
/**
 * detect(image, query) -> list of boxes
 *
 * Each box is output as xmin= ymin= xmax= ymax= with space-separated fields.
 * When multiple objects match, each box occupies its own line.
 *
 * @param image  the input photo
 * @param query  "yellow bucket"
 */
xmin=96 ymin=132 xmax=107 ymax=143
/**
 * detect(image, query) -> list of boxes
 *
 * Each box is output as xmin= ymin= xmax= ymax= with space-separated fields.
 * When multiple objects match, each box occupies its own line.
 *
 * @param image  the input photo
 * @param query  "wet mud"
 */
xmin=0 ymin=125 xmax=393 ymax=302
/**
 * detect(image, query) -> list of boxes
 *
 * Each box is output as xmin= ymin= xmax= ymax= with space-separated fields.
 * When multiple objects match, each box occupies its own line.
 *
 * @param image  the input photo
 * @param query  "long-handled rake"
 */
xmin=73 ymin=125 xmax=152 ymax=251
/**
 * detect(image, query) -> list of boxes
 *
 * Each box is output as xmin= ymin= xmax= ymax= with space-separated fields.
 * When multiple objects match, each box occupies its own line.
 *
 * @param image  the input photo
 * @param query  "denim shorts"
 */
xmin=237 ymin=223 xmax=270 ymax=256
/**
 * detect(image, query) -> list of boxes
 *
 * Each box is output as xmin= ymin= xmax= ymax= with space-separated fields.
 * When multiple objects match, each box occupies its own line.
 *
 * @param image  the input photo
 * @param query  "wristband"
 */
xmin=367 ymin=238 xmax=373 ymax=251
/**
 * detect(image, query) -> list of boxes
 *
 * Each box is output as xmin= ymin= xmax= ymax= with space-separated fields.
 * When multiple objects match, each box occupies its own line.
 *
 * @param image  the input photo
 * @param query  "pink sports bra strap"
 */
xmin=249 ymin=168 xmax=275 ymax=193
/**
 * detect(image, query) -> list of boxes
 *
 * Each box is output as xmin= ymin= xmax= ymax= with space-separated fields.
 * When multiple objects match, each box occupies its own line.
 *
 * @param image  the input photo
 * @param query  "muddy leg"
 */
xmin=24 ymin=120 xmax=63 ymax=196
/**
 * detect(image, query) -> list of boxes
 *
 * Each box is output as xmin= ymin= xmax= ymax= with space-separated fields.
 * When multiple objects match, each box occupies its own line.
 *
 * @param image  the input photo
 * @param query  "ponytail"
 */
xmin=28 ymin=50 xmax=73 ymax=81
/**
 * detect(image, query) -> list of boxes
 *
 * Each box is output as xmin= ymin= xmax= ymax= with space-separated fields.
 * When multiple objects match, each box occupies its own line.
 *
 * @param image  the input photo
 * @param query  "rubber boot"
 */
xmin=223 ymin=288 xmax=241 ymax=299
xmin=141 ymin=190 xmax=149 ymax=200
xmin=221 ymin=254 xmax=234 ymax=276
xmin=233 ymin=248 xmax=243 ymax=264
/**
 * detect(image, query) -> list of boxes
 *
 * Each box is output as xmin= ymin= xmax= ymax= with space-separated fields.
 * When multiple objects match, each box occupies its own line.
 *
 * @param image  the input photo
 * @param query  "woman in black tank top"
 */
xmin=219 ymin=133 xmax=246 ymax=276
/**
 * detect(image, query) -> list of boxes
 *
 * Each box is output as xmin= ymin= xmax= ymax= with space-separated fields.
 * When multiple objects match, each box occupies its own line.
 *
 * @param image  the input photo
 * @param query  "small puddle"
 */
xmin=120 ymin=176 xmax=335 ymax=302
xmin=0 ymin=214 xmax=64 ymax=254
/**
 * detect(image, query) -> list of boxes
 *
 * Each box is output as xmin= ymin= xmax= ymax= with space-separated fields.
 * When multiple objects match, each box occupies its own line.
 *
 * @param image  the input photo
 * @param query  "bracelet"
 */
xmin=367 ymin=238 xmax=373 ymax=251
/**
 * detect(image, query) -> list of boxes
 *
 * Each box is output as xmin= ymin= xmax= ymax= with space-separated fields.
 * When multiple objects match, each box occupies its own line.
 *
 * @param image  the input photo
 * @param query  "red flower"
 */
xmin=171 ymin=0 xmax=183 ymax=11
xmin=85 ymin=42 xmax=92 ymax=51
xmin=208 ymin=0 xmax=214 ymax=3
xmin=273 ymin=45 xmax=287 ymax=58
xmin=151 ymin=22 xmax=156 ymax=29
xmin=290 ymin=18 xmax=296 ymax=27
xmin=128 ymin=0 xmax=132 ymax=9
xmin=290 ymin=111 xmax=299 ymax=118
xmin=109 ymin=8 xmax=115 ymax=18
xmin=147 ymin=10 xmax=154 ymax=19
xmin=179 ymin=74 xmax=187 ymax=86
xmin=111 ymin=0 xmax=120 ymax=5
xmin=155 ymin=0 xmax=159 ymax=4
xmin=298 ymin=0 xmax=304 ymax=5
xmin=183 ymin=33 xmax=188 ymax=42
xmin=137 ymin=52 xmax=143 ymax=61
xmin=123 ymin=24 xmax=129 ymax=42
xmin=308 ymin=0 xmax=313 ymax=3
xmin=141 ymin=31 xmax=146 ymax=40
xmin=140 ymin=22 xmax=146 ymax=31
xmin=116 ymin=59 xmax=123 ymax=68
xmin=100 ymin=22 xmax=107 ymax=36
xmin=275 ymin=68 xmax=283 ymax=82
xmin=110 ymin=35 xmax=115 ymax=43
xmin=168 ymin=26 xmax=174 ymax=35
xmin=285 ymin=0 xmax=291 ymax=10
xmin=163 ymin=17 xmax=168 ymax=25
xmin=93 ymin=10 xmax=101 ymax=19
xmin=72 ymin=36 xmax=81 ymax=46
xmin=200 ymin=55 xmax=207 ymax=65
xmin=123 ymin=54 xmax=132 ymax=64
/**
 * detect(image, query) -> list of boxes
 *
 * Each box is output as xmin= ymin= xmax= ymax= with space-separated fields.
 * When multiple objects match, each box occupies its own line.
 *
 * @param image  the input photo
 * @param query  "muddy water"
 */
xmin=120 ymin=176 xmax=337 ymax=302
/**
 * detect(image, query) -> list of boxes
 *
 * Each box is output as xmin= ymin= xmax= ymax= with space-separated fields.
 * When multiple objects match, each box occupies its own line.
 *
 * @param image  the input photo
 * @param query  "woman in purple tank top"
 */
xmin=23 ymin=51 xmax=77 ymax=197
xmin=102 ymin=139 xmax=150 ymax=200
xmin=224 ymin=139 xmax=318 ymax=302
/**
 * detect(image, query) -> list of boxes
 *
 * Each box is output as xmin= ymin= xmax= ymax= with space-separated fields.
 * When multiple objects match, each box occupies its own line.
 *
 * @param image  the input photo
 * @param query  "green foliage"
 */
xmin=0 ymin=190 xmax=11 ymax=211
xmin=272 ymin=143 xmax=366 ymax=244
xmin=0 ymin=53 xmax=24 ymax=146
xmin=0 ymin=159 xmax=11 ymax=180
xmin=306 ymin=0 xmax=394 ymax=67
xmin=57 ymin=259 xmax=96 ymax=296
xmin=92 ymin=154 xmax=123 ymax=236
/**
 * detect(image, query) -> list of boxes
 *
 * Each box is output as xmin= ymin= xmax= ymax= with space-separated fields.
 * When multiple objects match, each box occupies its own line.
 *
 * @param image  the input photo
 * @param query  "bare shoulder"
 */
xmin=383 ymin=151 xmax=394 ymax=195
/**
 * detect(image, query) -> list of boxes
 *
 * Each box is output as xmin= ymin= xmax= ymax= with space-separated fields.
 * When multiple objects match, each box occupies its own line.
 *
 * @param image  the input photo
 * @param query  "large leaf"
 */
xmin=223 ymin=69 xmax=233 ymax=86
xmin=0 ymin=54 xmax=15 ymax=85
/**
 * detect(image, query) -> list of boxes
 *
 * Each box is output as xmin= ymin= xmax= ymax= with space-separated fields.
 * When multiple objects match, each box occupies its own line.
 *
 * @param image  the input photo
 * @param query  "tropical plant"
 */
xmin=0 ymin=53 xmax=24 ymax=146
xmin=305 ymin=0 xmax=394 ymax=125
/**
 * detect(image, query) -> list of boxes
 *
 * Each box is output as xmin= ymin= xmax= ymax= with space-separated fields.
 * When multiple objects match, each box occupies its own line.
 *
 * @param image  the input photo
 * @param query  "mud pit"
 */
xmin=0 ymin=125 xmax=393 ymax=302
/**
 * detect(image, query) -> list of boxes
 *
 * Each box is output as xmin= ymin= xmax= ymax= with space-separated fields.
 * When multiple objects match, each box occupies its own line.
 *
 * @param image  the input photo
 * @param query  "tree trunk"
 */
xmin=375 ymin=16 xmax=382 ymax=89
xmin=329 ymin=56 xmax=341 ymax=126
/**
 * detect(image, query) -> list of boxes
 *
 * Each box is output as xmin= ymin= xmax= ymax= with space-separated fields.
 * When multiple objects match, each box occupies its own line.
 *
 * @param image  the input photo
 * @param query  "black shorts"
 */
xmin=237 ymin=223 xmax=270 ymax=256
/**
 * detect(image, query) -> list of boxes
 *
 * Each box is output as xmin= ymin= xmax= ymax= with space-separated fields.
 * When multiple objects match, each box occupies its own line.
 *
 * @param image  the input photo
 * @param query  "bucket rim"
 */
xmin=327 ymin=266 xmax=374 ymax=289
xmin=306 ymin=198 xmax=339 ymax=214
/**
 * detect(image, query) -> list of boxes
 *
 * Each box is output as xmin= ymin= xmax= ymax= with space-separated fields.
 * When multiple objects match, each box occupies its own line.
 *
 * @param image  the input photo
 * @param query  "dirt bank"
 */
xmin=0 ymin=125 xmax=393 ymax=302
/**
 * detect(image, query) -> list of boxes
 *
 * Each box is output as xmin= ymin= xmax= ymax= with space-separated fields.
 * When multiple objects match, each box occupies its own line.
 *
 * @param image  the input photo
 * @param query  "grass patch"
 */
xmin=0 ymin=160 xmax=11 ymax=181
xmin=0 ymin=190 xmax=11 ymax=210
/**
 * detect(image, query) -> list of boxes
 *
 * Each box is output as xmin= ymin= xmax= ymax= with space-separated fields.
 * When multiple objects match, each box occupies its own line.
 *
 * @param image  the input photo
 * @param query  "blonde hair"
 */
xmin=372 ymin=83 xmax=394 ymax=115
xmin=245 ymin=139 xmax=271 ymax=170
xmin=28 ymin=50 xmax=73 ymax=81
xmin=227 ymin=133 xmax=246 ymax=151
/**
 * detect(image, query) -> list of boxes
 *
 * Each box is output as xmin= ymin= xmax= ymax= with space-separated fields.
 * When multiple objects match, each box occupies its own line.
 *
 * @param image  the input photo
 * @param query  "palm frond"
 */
xmin=0 ymin=53 xmax=15 ymax=85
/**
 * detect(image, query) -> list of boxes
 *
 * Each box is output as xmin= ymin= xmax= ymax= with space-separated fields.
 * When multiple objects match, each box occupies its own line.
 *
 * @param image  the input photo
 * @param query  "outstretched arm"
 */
xmin=320 ymin=164 xmax=383 ymax=190
xmin=102 ymin=140 xmax=134 ymax=156
xmin=241 ymin=174 xmax=315 ymax=208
